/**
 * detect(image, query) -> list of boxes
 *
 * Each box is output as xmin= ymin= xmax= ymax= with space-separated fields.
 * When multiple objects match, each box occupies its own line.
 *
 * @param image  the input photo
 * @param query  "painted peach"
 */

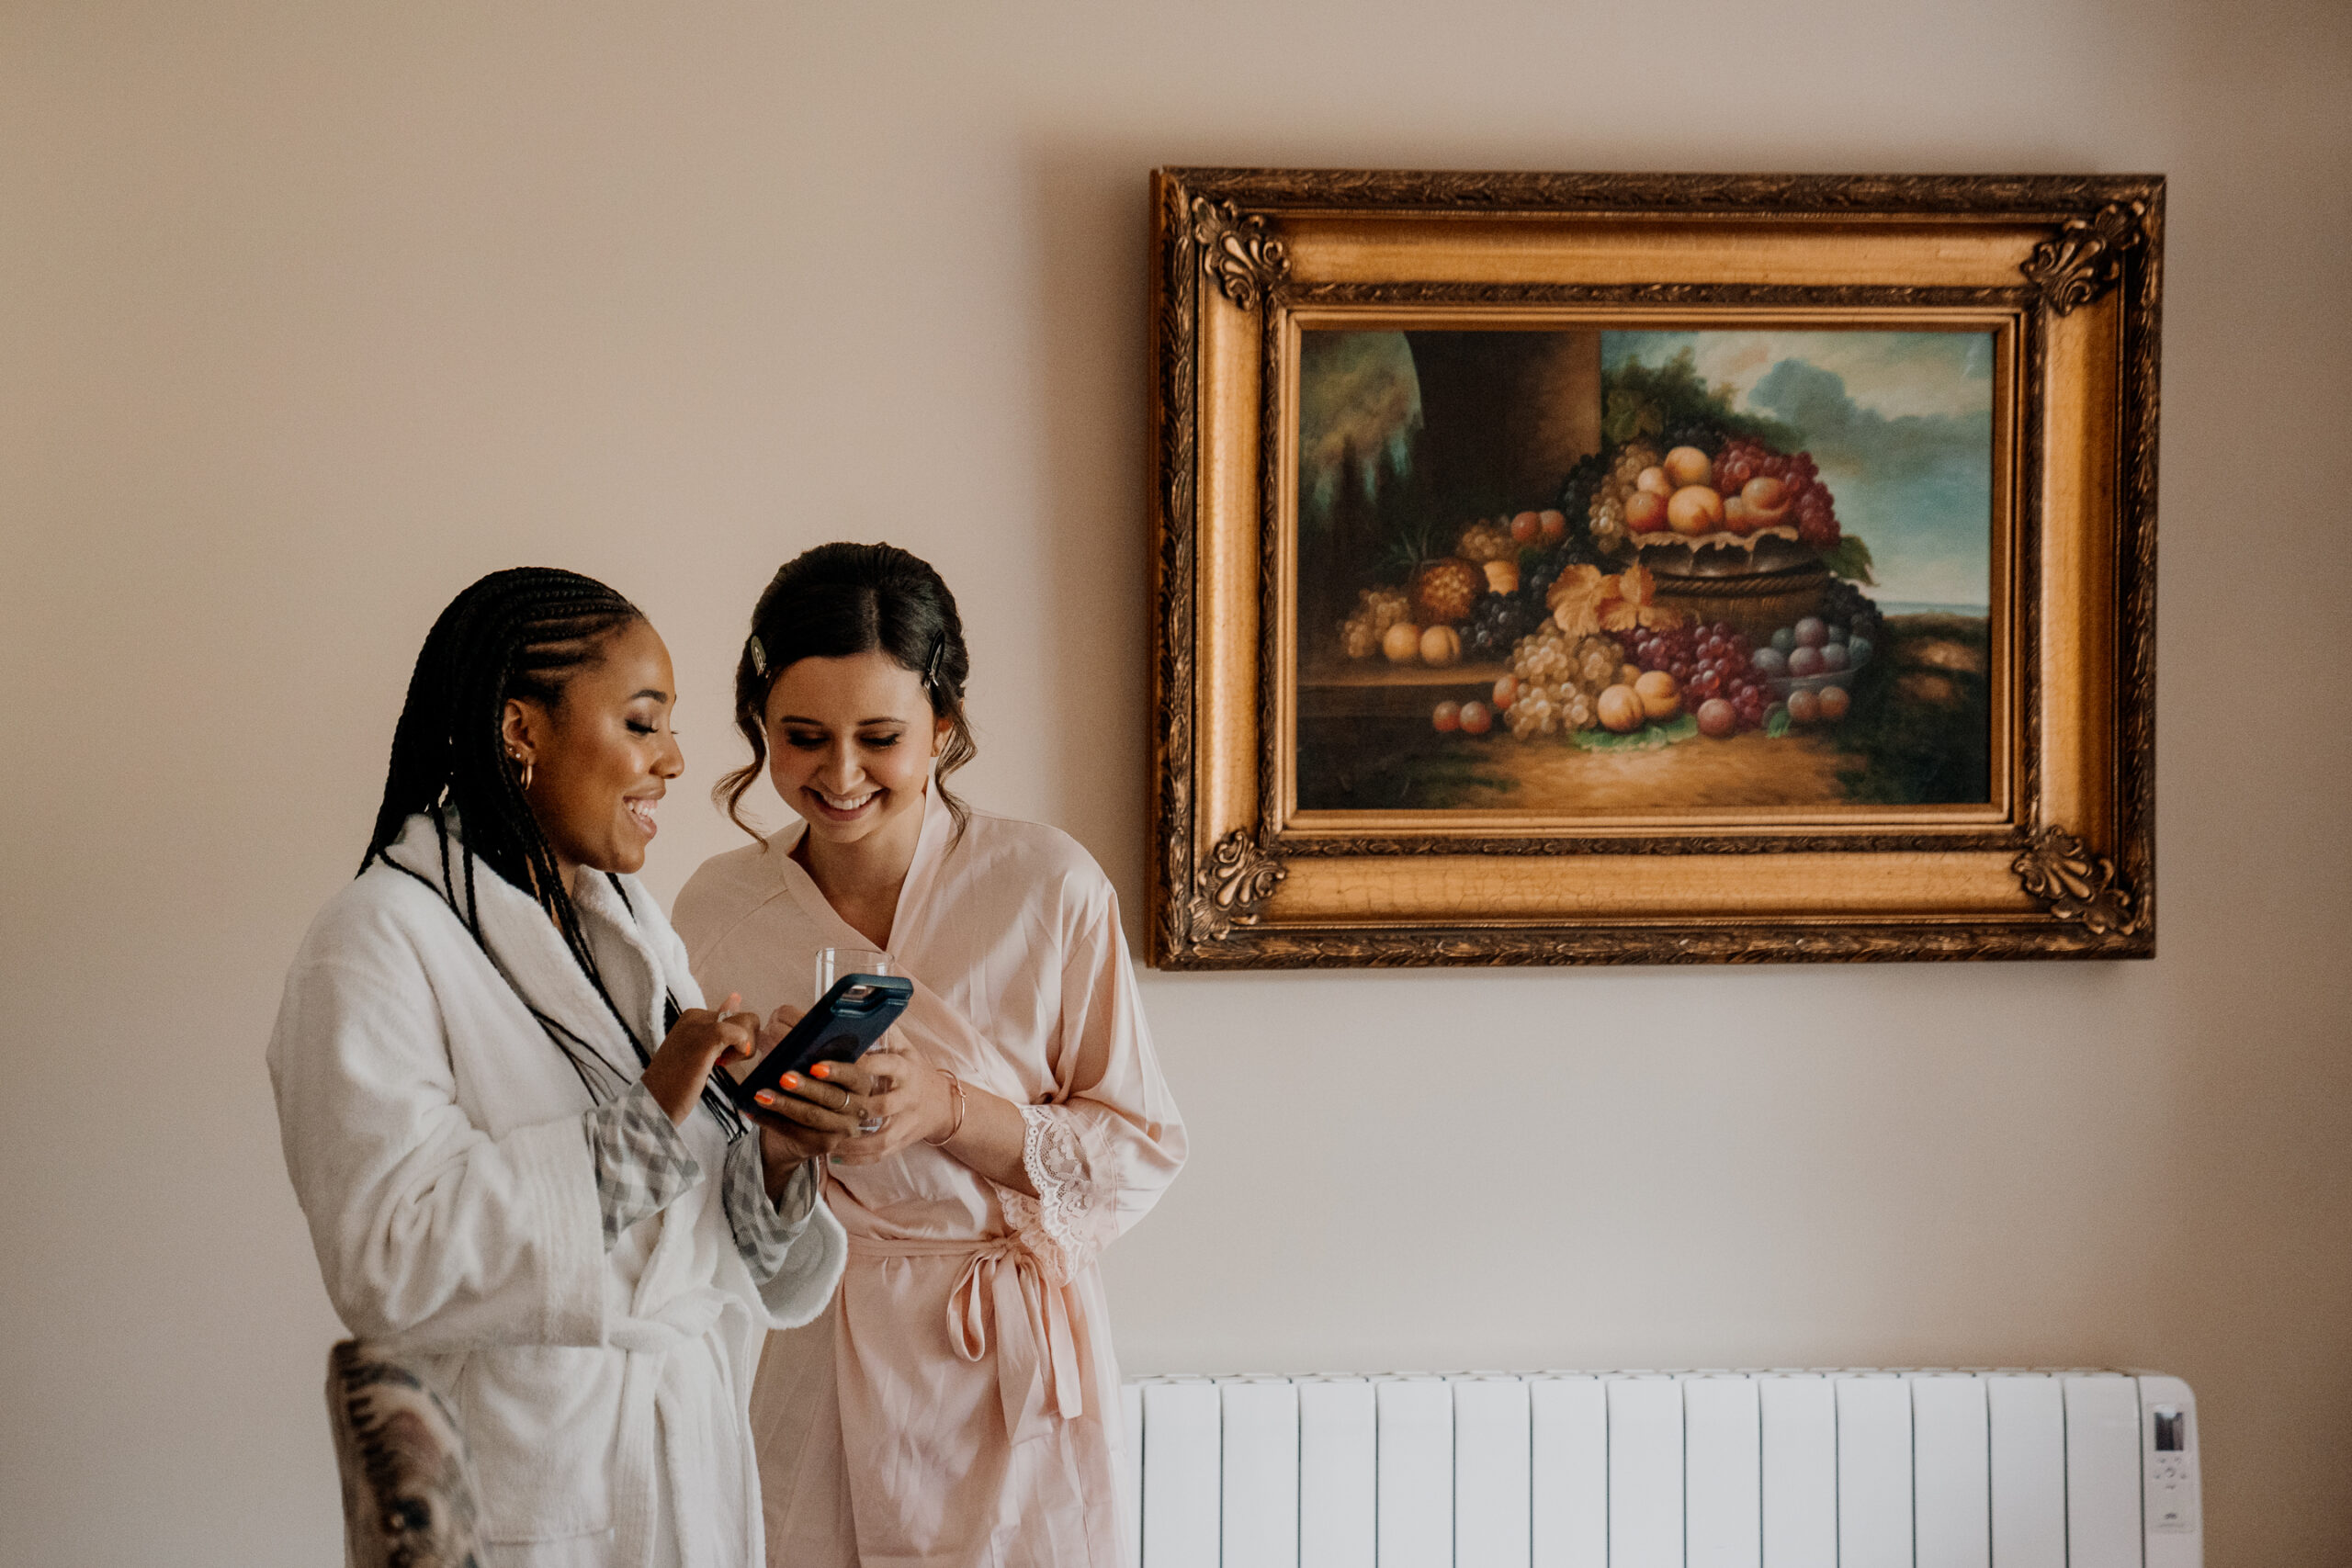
xmin=1664 ymin=446 xmax=1715 ymax=488
xmin=1597 ymin=683 xmax=1646 ymax=733
xmin=1633 ymin=669 xmax=1680 ymax=720
xmin=1741 ymin=475 xmax=1792 ymax=528
xmin=1666 ymin=484 xmax=1725 ymax=536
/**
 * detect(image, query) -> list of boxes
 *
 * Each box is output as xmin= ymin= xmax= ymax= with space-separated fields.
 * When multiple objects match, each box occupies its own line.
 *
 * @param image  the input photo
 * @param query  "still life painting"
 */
xmin=1149 ymin=169 xmax=2161 ymax=968
xmin=1295 ymin=327 xmax=1996 ymax=816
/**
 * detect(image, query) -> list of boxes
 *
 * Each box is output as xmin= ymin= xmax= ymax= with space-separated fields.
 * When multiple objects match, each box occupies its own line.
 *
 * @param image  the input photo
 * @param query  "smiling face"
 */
xmin=502 ymin=617 xmax=684 ymax=891
xmin=763 ymin=651 xmax=947 ymax=853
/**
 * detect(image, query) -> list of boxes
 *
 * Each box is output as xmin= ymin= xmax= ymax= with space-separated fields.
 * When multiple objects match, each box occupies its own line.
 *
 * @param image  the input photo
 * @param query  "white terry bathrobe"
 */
xmin=269 ymin=815 xmax=846 ymax=1568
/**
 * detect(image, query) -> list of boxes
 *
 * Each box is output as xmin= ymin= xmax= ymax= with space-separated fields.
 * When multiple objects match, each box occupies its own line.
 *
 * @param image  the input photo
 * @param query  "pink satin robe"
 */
xmin=673 ymin=790 xmax=1186 ymax=1568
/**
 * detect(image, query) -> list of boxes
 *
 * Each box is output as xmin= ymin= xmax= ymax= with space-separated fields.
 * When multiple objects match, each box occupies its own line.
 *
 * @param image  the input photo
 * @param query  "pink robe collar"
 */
xmin=765 ymin=777 xmax=956 ymax=982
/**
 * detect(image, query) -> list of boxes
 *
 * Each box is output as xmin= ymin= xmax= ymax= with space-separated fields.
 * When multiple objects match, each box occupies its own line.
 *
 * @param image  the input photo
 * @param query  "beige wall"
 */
xmin=5 ymin=1 xmax=2348 ymax=1562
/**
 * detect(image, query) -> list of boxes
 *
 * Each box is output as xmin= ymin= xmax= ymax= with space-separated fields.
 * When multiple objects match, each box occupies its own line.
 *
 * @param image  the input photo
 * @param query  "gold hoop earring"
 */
xmin=511 ymin=751 xmax=533 ymax=792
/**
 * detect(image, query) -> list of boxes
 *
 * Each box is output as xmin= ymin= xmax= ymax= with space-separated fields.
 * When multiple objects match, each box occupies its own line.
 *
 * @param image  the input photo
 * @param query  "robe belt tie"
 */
xmin=848 ymin=1232 xmax=1084 ymax=1446
xmin=607 ymin=1289 xmax=737 ymax=1568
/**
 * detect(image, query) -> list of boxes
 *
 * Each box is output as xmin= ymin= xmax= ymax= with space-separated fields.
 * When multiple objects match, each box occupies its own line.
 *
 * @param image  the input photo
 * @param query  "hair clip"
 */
xmin=924 ymin=637 xmax=945 ymax=690
xmin=749 ymin=636 xmax=768 ymax=678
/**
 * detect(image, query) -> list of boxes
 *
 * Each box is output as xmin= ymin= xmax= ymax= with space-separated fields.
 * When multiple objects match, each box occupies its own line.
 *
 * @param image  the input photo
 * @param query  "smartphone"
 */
xmin=729 ymin=974 xmax=913 ymax=1108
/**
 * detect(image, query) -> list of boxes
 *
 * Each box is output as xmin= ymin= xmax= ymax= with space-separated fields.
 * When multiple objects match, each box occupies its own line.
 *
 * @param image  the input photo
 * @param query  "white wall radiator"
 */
xmin=1120 ymin=1371 xmax=2199 ymax=1568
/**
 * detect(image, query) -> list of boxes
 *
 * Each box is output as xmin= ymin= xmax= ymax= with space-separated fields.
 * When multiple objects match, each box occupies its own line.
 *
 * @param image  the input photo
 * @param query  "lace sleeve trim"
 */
xmin=1001 ymin=1104 xmax=1096 ymax=1286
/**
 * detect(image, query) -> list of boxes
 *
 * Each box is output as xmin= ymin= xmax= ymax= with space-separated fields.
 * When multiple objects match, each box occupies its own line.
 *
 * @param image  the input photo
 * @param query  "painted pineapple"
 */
xmin=1410 ymin=558 xmax=1485 ymax=626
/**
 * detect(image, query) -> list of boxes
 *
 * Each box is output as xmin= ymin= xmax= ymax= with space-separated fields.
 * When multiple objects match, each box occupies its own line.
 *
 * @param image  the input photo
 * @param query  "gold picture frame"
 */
xmin=1147 ymin=168 xmax=2161 ymax=967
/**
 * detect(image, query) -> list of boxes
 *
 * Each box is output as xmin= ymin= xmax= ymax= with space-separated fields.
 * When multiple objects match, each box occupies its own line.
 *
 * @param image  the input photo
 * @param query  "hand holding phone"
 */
xmin=728 ymin=974 xmax=912 ymax=1109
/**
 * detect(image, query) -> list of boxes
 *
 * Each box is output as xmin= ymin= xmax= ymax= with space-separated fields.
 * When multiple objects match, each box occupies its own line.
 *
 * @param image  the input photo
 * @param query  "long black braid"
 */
xmin=364 ymin=567 xmax=745 ymax=1140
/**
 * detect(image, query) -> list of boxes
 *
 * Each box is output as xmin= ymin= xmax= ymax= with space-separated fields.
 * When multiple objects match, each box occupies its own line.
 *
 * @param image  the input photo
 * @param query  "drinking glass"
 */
xmin=813 ymin=947 xmax=896 ymax=1133
xmin=815 ymin=946 xmax=895 ymax=998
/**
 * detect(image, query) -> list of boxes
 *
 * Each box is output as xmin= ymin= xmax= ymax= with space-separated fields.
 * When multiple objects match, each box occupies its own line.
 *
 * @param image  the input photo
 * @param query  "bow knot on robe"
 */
xmin=849 ymin=1232 xmax=1085 ymax=1449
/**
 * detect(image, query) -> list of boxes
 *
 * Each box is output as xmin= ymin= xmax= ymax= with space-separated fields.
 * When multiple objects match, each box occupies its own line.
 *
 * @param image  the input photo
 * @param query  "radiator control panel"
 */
xmin=2143 ymin=1383 xmax=2200 ymax=1538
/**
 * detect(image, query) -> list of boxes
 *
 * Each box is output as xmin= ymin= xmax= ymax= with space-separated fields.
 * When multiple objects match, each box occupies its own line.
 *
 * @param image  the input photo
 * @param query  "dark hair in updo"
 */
xmin=718 ymin=542 xmax=976 ymax=843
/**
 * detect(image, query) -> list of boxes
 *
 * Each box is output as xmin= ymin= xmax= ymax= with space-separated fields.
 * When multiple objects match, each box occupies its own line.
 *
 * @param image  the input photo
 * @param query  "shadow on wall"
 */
xmin=1018 ymin=135 xmax=1164 ymax=940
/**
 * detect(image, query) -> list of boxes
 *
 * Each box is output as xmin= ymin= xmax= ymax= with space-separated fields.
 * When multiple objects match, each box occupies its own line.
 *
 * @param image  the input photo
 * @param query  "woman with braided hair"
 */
xmin=673 ymin=542 xmax=1186 ymax=1567
xmin=269 ymin=567 xmax=850 ymax=1568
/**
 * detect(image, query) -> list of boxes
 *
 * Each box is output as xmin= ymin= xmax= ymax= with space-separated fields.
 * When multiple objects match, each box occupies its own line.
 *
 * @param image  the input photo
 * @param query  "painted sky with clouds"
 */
xmin=1603 ymin=330 xmax=1995 ymax=608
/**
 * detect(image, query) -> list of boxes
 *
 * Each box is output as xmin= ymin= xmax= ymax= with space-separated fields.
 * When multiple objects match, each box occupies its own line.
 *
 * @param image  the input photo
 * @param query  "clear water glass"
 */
xmin=815 ymin=946 xmax=894 ymax=998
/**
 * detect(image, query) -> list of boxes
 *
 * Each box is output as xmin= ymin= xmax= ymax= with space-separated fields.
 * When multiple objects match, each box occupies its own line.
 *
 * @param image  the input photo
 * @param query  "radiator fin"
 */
xmin=1453 ymin=1379 xmax=1531 ymax=1568
xmin=1140 ymin=1380 xmax=1219 ymax=1568
xmin=1686 ymin=1375 xmax=1761 ymax=1568
xmin=2066 ymin=1374 xmax=2146 ymax=1568
xmin=1528 ymin=1376 xmax=1605 ymax=1568
xmin=1988 ymin=1374 xmax=2066 ymax=1568
xmin=1607 ymin=1376 xmax=1682 ymax=1568
xmin=1222 ymin=1380 xmax=1299 ymax=1568
xmin=1836 ymin=1375 xmax=1914 ymax=1568
xmin=1758 ymin=1375 xmax=1836 ymax=1567
xmin=1297 ymin=1379 xmax=1374 ymax=1568
xmin=1121 ymin=1382 xmax=1144 ymax=1568
xmin=1911 ymin=1374 xmax=1991 ymax=1568
xmin=1374 ymin=1378 xmax=1453 ymax=1568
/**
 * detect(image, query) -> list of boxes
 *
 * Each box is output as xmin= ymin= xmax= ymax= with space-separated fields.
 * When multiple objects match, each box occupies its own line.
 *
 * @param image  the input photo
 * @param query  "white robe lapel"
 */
xmin=572 ymin=870 xmax=675 ymax=1055
xmin=382 ymin=813 xmax=653 ymax=1089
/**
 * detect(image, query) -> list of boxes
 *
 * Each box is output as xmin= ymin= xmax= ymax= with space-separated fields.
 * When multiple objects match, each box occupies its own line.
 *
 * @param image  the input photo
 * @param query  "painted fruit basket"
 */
xmin=1639 ymin=527 xmax=1829 ymax=645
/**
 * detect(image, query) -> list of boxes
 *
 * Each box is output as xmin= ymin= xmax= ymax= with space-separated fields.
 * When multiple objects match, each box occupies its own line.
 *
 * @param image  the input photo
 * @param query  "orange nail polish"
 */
xmin=781 ymin=1073 xmax=799 ymax=1089
xmin=810 ymin=1063 xmax=831 ymax=1079
xmin=754 ymin=1090 xmax=775 ymax=1106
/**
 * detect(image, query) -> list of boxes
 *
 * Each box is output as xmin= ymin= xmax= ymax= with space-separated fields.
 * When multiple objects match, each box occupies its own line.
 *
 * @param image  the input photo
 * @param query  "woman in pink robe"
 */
xmin=672 ymin=543 xmax=1185 ymax=1568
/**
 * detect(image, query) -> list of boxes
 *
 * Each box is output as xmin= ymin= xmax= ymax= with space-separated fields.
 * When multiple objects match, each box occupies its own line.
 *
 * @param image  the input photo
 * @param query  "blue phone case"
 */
xmin=729 ymin=974 xmax=912 ymax=1106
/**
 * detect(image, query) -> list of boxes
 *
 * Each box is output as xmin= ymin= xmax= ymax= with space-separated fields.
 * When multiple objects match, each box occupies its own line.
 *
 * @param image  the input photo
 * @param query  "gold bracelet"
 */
xmin=923 ymin=1069 xmax=967 ymax=1147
